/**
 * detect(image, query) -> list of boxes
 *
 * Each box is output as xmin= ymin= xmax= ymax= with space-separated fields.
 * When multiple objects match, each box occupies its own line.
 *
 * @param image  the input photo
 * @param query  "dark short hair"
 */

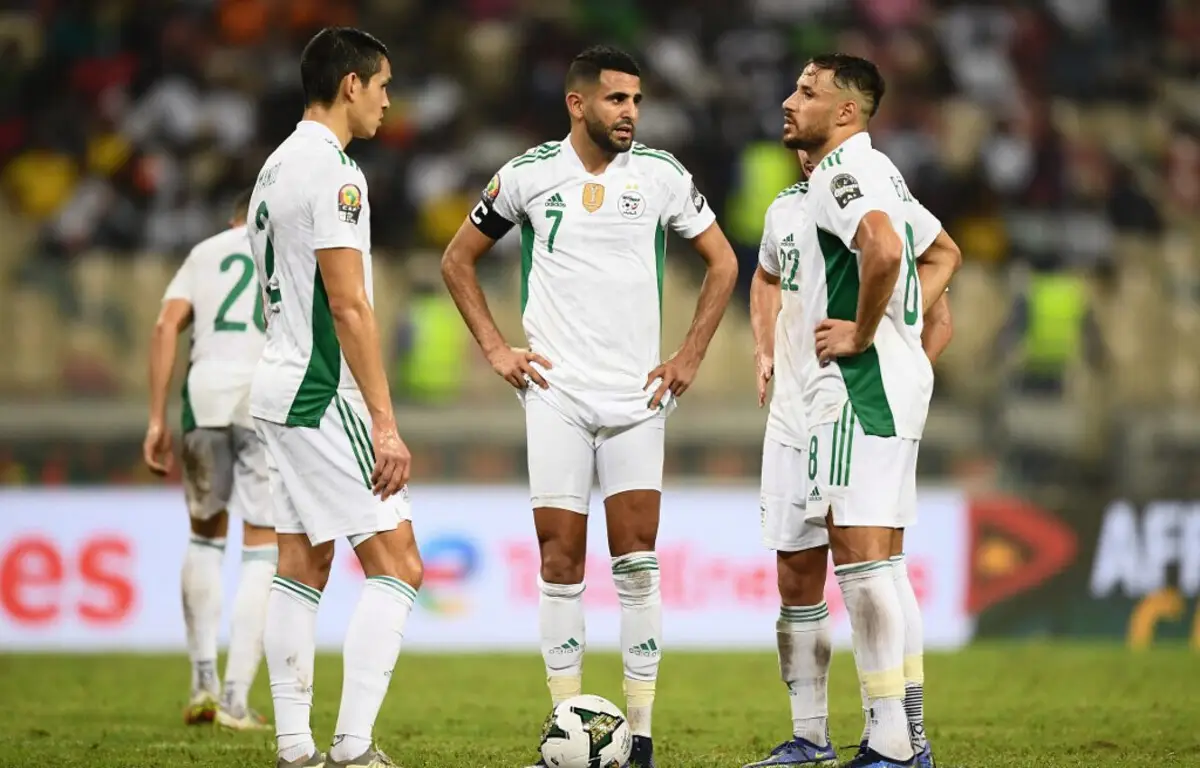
xmin=300 ymin=27 xmax=389 ymax=107
xmin=231 ymin=187 xmax=254 ymax=220
xmin=805 ymin=53 xmax=886 ymax=118
xmin=565 ymin=45 xmax=641 ymax=91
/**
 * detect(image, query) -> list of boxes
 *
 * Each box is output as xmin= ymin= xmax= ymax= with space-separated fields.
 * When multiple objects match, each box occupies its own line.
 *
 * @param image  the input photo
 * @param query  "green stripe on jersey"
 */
xmin=817 ymin=228 xmax=896 ymax=437
xmin=285 ymin=264 xmax=341 ymax=427
xmin=520 ymin=219 xmax=535 ymax=313
xmin=655 ymin=223 xmax=666 ymax=318
xmin=631 ymin=147 xmax=684 ymax=175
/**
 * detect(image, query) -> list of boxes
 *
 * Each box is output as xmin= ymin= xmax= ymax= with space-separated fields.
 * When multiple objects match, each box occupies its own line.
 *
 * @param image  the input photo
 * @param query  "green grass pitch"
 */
xmin=3 ymin=643 xmax=1197 ymax=767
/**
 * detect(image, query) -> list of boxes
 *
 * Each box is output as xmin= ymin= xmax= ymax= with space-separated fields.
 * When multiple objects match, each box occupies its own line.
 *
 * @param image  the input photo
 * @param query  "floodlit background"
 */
xmin=1 ymin=0 xmax=1198 ymax=654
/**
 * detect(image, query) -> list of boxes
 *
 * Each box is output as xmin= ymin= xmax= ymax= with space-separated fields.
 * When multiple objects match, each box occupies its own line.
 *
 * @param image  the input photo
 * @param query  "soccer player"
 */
xmin=783 ymin=54 xmax=959 ymax=768
xmin=144 ymin=188 xmax=277 ymax=732
xmin=742 ymin=147 xmax=958 ymax=768
xmin=247 ymin=27 xmax=422 ymax=768
xmin=441 ymin=45 xmax=739 ymax=768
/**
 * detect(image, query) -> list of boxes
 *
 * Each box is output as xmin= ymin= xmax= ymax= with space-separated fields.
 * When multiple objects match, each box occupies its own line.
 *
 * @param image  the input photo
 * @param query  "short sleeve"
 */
xmin=162 ymin=255 xmax=194 ymax=302
xmin=662 ymin=167 xmax=717 ymax=240
xmin=910 ymin=200 xmax=942 ymax=256
xmin=468 ymin=162 xmax=522 ymax=240
xmin=758 ymin=212 xmax=781 ymax=276
xmin=815 ymin=167 xmax=884 ymax=249
xmin=310 ymin=161 xmax=367 ymax=251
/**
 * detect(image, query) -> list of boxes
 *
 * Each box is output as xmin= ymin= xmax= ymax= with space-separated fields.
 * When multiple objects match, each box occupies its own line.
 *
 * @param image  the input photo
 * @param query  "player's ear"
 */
xmin=836 ymin=97 xmax=858 ymax=128
xmin=565 ymin=90 xmax=586 ymax=120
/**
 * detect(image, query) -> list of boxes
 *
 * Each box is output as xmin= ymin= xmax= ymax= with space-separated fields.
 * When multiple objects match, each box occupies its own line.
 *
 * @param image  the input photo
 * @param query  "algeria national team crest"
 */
xmin=582 ymin=182 xmax=605 ymax=213
xmin=618 ymin=188 xmax=645 ymax=219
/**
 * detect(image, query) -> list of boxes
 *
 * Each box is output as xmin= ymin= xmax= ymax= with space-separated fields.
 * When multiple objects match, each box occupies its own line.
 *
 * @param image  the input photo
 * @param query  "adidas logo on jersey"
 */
xmin=545 ymin=192 xmax=566 ymax=208
xmin=781 ymin=233 xmax=794 ymax=246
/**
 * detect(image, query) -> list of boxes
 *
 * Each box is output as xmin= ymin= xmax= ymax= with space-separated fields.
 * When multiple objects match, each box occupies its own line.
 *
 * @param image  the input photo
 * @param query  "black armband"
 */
xmin=469 ymin=196 xmax=516 ymax=240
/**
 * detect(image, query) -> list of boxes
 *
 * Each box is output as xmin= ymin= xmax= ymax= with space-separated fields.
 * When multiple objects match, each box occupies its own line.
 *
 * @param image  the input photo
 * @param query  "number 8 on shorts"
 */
xmin=806 ymin=400 xmax=920 ymax=529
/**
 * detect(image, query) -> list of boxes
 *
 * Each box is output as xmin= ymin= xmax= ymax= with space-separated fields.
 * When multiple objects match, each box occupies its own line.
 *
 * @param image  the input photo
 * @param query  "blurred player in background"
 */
xmin=247 ymin=27 xmax=422 ymax=768
xmin=441 ymin=44 xmax=739 ymax=768
xmin=143 ymin=188 xmax=276 ymax=732
xmin=754 ymin=54 xmax=961 ymax=768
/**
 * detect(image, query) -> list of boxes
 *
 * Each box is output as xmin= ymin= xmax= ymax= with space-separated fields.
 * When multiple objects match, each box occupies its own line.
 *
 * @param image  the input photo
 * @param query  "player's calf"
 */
xmin=183 ymin=513 xmax=228 ymax=721
xmin=535 ymin=506 xmax=589 ymax=704
xmin=219 ymin=522 xmax=277 ymax=727
xmin=330 ymin=525 xmax=422 ymax=765
xmin=830 ymin=526 xmax=912 ymax=765
xmin=266 ymin=534 xmax=332 ymax=763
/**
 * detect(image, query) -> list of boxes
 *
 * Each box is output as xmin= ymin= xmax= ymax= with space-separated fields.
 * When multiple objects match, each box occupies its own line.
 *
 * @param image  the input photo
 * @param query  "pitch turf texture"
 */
xmin=3 ymin=644 xmax=1197 ymax=767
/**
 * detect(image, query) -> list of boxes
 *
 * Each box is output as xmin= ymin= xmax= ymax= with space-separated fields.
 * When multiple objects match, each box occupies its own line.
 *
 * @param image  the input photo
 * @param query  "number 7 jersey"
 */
xmin=799 ymin=132 xmax=943 ymax=440
xmin=246 ymin=120 xmax=373 ymax=427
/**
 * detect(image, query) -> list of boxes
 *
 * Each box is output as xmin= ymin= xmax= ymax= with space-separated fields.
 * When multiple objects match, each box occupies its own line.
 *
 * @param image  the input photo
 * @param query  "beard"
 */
xmin=782 ymin=120 xmax=828 ymax=153
xmin=585 ymin=113 xmax=634 ymax=153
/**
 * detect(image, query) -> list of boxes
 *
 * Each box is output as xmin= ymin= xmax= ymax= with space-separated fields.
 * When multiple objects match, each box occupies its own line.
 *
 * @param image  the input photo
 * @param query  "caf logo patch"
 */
xmin=482 ymin=173 xmax=501 ymax=203
xmin=337 ymin=183 xmax=362 ymax=224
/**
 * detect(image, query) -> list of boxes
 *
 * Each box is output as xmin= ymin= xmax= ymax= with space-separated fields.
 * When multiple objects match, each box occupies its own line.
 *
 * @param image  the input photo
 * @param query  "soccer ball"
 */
xmin=538 ymin=694 xmax=633 ymax=768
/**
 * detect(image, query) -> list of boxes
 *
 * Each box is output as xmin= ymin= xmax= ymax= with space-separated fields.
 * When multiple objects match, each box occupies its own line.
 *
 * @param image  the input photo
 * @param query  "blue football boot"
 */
xmin=839 ymin=745 xmax=915 ymax=768
xmin=741 ymin=737 xmax=838 ymax=766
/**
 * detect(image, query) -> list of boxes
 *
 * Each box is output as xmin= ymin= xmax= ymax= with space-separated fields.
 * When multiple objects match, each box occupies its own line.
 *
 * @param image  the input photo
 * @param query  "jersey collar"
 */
xmin=295 ymin=120 xmax=343 ymax=148
xmin=561 ymin=133 xmax=632 ymax=175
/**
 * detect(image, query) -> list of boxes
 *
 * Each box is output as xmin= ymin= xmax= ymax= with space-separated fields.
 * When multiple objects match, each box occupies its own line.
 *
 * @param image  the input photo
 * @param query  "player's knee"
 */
xmin=777 ymin=549 xmax=827 ymax=606
xmin=354 ymin=526 xmax=424 ymax=589
xmin=190 ymin=510 xmax=228 ymax=539
xmin=540 ymin=549 xmax=584 ymax=585
xmin=277 ymin=536 xmax=333 ymax=590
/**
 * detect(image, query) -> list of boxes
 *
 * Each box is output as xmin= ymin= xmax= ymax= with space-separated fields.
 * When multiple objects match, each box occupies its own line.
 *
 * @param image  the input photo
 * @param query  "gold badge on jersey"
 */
xmin=582 ymin=182 xmax=605 ymax=213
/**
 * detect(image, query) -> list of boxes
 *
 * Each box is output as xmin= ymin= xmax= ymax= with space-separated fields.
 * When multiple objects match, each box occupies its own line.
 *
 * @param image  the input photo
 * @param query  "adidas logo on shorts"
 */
xmin=808 ymin=486 xmax=822 ymax=503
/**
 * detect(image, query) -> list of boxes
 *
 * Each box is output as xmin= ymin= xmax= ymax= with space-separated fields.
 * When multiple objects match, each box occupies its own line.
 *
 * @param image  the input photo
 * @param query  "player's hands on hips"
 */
xmin=487 ymin=346 xmax=552 ymax=390
xmin=755 ymin=352 xmax=774 ymax=408
xmin=814 ymin=319 xmax=868 ymax=365
xmin=646 ymin=348 xmax=701 ymax=410
xmin=143 ymin=420 xmax=174 ymax=476
xmin=370 ymin=419 xmax=411 ymax=501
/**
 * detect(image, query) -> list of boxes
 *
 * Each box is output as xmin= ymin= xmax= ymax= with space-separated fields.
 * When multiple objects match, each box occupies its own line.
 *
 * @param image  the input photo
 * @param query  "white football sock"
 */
xmin=778 ymin=603 xmax=831 ymax=746
xmin=539 ymin=577 xmax=586 ymax=704
xmin=613 ymin=552 xmax=661 ymax=738
xmin=221 ymin=544 xmax=277 ymax=712
xmin=182 ymin=534 xmax=225 ymax=696
xmin=855 ymin=641 xmax=871 ymax=746
xmin=265 ymin=575 xmax=321 ymax=761
xmin=892 ymin=554 xmax=927 ymax=751
xmin=836 ymin=561 xmax=912 ymax=762
xmin=331 ymin=575 xmax=417 ymax=763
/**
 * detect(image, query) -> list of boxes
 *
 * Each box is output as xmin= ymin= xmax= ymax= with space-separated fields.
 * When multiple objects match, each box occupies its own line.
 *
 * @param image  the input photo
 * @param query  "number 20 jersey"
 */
xmin=247 ymin=120 xmax=373 ymax=428
xmin=471 ymin=138 xmax=716 ymax=429
xmin=799 ymin=132 xmax=943 ymax=440
xmin=162 ymin=224 xmax=263 ymax=430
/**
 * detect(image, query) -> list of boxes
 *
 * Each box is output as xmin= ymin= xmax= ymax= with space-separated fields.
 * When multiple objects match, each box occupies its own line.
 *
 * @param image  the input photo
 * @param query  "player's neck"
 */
xmin=301 ymin=105 xmax=353 ymax=149
xmin=808 ymin=126 xmax=866 ymax=167
xmin=568 ymin=128 xmax=616 ymax=175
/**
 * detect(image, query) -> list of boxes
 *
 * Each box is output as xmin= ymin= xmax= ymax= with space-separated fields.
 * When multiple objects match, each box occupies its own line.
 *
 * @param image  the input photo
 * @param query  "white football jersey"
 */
xmin=474 ymin=137 xmax=716 ymax=428
xmin=758 ymin=181 xmax=810 ymax=449
xmin=246 ymin=120 xmax=373 ymax=427
xmin=163 ymin=224 xmax=264 ymax=430
xmin=799 ymin=132 xmax=942 ymax=439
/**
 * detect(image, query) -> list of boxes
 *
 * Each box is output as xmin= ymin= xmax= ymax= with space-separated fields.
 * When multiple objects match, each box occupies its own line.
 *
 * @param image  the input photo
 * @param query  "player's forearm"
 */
xmin=329 ymin=299 xmax=394 ymax=425
xmin=854 ymin=237 xmax=902 ymax=348
xmin=679 ymin=257 xmax=737 ymax=359
xmin=749 ymin=272 xmax=780 ymax=359
xmin=922 ymin=292 xmax=953 ymax=364
xmin=441 ymin=256 xmax=509 ymax=357
xmin=917 ymin=235 xmax=961 ymax=312
xmin=147 ymin=325 xmax=178 ymax=425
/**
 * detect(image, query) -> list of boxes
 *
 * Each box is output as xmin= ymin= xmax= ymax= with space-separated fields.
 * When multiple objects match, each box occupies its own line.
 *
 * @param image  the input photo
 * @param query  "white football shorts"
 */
xmin=181 ymin=425 xmax=272 ymax=528
xmin=255 ymin=392 xmax=412 ymax=545
xmin=524 ymin=393 xmax=665 ymax=514
xmin=806 ymin=401 xmax=919 ymax=529
xmin=760 ymin=435 xmax=829 ymax=552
